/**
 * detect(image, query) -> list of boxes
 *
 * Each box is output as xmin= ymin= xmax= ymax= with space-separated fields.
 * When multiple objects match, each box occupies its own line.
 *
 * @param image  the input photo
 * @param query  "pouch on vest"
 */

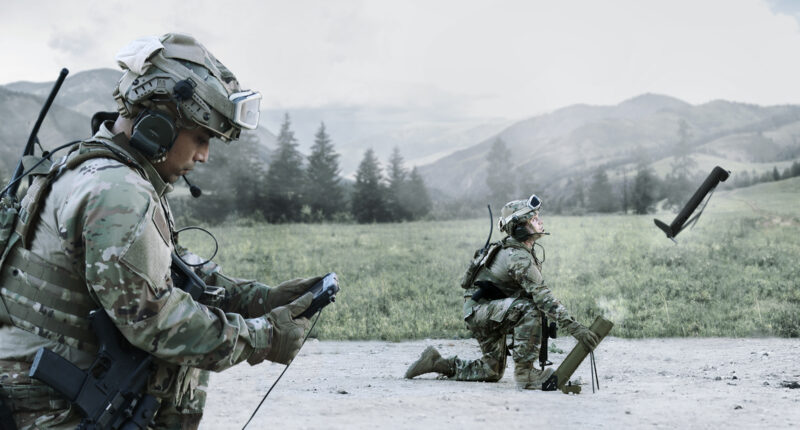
xmin=459 ymin=242 xmax=503 ymax=290
xmin=0 ymin=155 xmax=55 ymax=327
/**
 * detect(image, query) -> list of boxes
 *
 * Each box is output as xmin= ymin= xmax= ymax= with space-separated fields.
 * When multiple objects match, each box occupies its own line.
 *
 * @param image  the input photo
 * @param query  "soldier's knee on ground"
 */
xmin=482 ymin=357 xmax=506 ymax=382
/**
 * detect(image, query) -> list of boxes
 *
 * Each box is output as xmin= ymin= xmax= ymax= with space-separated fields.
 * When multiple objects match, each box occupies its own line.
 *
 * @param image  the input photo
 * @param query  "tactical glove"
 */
xmin=566 ymin=321 xmax=600 ymax=351
xmin=264 ymin=292 xmax=313 ymax=365
xmin=264 ymin=276 xmax=323 ymax=312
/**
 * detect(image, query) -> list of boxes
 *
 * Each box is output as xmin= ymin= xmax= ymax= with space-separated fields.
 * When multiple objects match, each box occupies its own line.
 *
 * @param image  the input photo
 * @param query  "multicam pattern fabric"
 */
xmin=452 ymin=237 xmax=578 ymax=382
xmin=0 ymin=123 xmax=276 ymax=428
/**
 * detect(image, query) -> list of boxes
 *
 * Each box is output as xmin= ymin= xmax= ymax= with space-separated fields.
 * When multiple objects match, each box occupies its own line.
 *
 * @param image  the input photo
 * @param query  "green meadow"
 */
xmin=180 ymin=177 xmax=800 ymax=340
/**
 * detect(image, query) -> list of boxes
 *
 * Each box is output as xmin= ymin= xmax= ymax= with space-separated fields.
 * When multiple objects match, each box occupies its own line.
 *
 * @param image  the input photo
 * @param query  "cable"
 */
xmin=0 ymin=140 xmax=80 ymax=197
xmin=241 ymin=310 xmax=323 ymax=430
xmin=534 ymin=242 xmax=546 ymax=264
xmin=684 ymin=185 xmax=718 ymax=231
xmin=173 ymin=226 xmax=219 ymax=266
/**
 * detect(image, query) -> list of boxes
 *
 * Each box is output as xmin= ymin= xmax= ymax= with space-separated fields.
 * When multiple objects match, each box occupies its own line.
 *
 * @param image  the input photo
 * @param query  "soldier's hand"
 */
xmin=571 ymin=324 xmax=600 ymax=351
xmin=264 ymin=293 xmax=313 ymax=365
xmin=264 ymin=276 xmax=323 ymax=311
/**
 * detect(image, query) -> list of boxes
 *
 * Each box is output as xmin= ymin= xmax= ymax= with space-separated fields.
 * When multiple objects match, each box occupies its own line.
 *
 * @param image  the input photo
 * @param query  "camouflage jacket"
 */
xmin=465 ymin=236 xmax=576 ymax=329
xmin=0 ymin=122 xmax=274 ymax=404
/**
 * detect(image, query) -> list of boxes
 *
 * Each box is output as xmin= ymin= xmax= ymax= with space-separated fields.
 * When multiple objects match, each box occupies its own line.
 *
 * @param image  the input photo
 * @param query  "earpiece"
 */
xmin=130 ymin=109 xmax=178 ymax=160
xmin=511 ymin=223 xmax=534 ymax=241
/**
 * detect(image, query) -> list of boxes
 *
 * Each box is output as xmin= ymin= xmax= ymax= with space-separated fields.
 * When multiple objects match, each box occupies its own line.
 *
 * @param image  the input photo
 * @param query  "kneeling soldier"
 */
xmin=405 ymin=195 xmax=598 ymax=389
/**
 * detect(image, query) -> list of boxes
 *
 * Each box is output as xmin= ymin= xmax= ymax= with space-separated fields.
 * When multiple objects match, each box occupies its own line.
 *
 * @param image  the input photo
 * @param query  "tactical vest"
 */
xmin=0 ymin=139 xmax=141 ymax=350
xmin=459 ymin=237 xmax=529 ymax=290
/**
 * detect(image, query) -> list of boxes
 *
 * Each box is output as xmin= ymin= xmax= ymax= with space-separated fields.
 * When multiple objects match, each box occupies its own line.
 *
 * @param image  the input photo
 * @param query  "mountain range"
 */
xmin=418 ymin=94 xmax=800 ymax=199
xmin=2 ymin=68 xmax=799 ymax=202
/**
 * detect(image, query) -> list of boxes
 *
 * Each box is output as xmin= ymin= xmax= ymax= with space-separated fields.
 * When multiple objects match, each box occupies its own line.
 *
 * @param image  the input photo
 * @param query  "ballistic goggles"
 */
xmin=526 ymin=194 xmax=542 ymax=211
xmin=229 ymin=91 xmax=262 ymax=130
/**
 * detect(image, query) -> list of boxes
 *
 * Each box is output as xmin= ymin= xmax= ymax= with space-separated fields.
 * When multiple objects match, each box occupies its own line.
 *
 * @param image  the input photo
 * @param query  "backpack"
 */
xmin=458 ymin=241 xmax=504 ymax=290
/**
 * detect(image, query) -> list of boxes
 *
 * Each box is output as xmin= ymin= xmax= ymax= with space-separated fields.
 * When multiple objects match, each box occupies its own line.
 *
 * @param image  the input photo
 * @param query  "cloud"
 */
xmin=48 ymin=29 xmax=99 ymax=59
xmin=3 ymin=0 xmax=800 ymax=121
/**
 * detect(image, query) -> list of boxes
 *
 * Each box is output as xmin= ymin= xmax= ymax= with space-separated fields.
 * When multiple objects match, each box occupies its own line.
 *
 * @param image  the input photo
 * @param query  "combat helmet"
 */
xmin=498 ymin=194 xmax=542 ymax=238
xmin=113 ymin=33 xmax=261 ymax=160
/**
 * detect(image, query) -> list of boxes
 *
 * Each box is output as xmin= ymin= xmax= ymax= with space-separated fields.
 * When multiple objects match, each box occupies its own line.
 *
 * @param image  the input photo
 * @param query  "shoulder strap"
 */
xmin=14 ymin=142 xmax=134 ymax=250
xmin=500 ymin=236 xmax=530 ymax=252
xmin=480 ymin=241 xmax=505 ymax=270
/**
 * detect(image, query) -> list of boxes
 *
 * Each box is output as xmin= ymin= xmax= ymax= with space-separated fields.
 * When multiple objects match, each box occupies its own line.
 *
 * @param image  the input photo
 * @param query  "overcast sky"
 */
xmin=2 ymin=0 xmax=800 ymax=123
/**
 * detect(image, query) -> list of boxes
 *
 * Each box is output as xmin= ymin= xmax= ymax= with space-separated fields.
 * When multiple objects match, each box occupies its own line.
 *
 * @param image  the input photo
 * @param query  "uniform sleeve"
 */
xmin=175 ymin=247 xmax=272 ymax=318
xmin=80 ymin=174 xmax=270 ymax=372
xmin=506 ymin=248 xmax=576 ymax=328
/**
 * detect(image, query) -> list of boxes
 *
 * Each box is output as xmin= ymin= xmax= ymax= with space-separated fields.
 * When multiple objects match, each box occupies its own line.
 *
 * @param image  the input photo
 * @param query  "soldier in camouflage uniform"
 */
xmin=0 ymin=34 xmax=318 ymax=429
xmin=405 ymin=195 xmax=599 ymax=389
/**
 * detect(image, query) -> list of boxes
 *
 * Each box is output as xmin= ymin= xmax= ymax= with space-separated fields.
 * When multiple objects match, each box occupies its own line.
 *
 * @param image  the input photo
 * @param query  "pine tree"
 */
xmin=666 ymin=119 xmax=697 ymax=210
xmin=485 ymin=138 xmax=515 ymax=207
xmin=772 ymin=166 xmax=780 ymax=181
xmin=621 ymin=168 xmax=630 ymax=214
xmin=304 ymin=122 xmax=344 ymax=220
xmin=632 ymin=163 xmax=659 ymax=214
xmin=573 ymin=178 xmax=586 ymax=209
xmin=229 ymin=132 xmax=266 ymax=214
xmin=588 ymin=168 xmax=616 ymax=213
xmin=352 ymin=148 xmax=389 ymax=223
xmin=264 ymin=113 xmax=305 ymax=222
xmin=386 ymin=147 xmax=410 ymax=221
xmin=398 ymin=167 xmax=432 ymax=220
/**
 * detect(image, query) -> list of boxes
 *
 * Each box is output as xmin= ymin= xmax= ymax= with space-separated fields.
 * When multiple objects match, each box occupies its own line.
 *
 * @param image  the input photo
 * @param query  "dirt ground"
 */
xmin=199 ymin=337 xmax=800 ymax=430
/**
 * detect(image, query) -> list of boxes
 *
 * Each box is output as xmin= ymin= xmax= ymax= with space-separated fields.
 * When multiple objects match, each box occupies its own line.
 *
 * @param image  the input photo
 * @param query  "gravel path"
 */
xmin=200 ymin=337 xmax=800 ymax=429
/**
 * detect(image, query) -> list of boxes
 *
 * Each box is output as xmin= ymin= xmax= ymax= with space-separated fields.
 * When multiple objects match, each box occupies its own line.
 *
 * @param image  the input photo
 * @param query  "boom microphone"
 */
xmin=182 ymin=175 xmax=202 ymax=198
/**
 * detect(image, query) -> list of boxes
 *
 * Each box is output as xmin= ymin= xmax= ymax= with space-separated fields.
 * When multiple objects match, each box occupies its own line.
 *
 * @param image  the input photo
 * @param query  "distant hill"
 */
xmin=6 ymin=68 xmax=123 ymax=115
xmin=709 ymin=175 xmax=800 ymax=217
xmin=418 ymin=94 xmax=800 ymax=199
xmin=0 ymin=86 xmax=89 ymax=178
xmin=259 ymin=106 xmax=511 ymax=176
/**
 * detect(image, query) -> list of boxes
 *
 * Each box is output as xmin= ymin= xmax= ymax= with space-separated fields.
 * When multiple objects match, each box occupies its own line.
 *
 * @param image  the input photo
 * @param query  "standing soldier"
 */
xmin=0 ymin=33 xmax=320 ymax=429
xmin=405 ymin=195 xmax=599 ymax=389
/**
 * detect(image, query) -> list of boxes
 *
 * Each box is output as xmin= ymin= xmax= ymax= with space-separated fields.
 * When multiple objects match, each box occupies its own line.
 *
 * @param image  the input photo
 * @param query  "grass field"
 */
xmin=180 ymin=177 xmax=800 ymax=340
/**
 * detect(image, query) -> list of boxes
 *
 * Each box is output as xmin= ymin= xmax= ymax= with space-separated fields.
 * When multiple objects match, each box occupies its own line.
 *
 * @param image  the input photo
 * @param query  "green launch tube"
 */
xmin=542 ymin=315 xmax=614 ymax=393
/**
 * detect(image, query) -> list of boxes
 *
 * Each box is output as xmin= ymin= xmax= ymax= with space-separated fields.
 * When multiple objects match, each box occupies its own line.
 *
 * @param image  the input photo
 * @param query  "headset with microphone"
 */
xmin=126 ymin=79 xmax=203 ymax=198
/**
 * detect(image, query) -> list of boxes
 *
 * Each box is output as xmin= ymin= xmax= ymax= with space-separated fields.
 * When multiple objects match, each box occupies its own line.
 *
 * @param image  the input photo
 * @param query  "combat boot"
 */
xmin=514 ymin=362 xmax=555 ymax=390
xmin=405 ymin=346 xmax=455 ymax=378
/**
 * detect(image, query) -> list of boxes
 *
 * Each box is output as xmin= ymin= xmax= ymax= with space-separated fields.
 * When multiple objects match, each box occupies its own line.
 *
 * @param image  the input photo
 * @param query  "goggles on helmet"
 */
xmin=230 ymin=91 xmax=261 ymax=130
xmin=526 ymin=194 xmax=542 ymax=212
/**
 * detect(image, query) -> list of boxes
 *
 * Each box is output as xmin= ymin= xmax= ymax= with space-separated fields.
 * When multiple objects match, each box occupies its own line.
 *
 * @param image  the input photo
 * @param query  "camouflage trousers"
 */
xmin=0 ymin=359 xmax=209 ymax=430
xmin=452 ymin=297 xmax=542 ymax=382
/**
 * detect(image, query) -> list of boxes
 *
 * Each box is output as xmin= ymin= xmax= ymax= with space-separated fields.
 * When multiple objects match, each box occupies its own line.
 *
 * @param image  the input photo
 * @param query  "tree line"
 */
xmin=480 ymin=118 xmax=800 ymax=216
xmin=175 ymin=114 xmax=432 ymax=224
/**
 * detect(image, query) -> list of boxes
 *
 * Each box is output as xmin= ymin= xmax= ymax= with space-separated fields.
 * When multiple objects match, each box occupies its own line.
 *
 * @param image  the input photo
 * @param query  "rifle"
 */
xmin=30 ymin=311 xmax=159 ymax=430
xmin=538 ymin=314 xmax=557 ymax=370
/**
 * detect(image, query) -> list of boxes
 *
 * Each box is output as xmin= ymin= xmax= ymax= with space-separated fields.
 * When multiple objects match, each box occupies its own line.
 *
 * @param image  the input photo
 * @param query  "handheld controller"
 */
xmin=299 ymin=272 xmax=340 ymax=319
